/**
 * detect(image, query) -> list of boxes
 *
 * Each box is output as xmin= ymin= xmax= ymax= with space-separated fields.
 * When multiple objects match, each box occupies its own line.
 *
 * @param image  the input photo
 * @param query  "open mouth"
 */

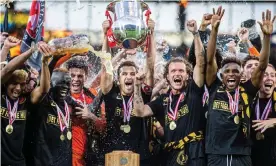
xmin=173 ymin=77 xmax=182 ymax=85
xmin=60 ymin=89 xmax=68 ymax=97
xmin=264 ymin=82 xmax=273 ymax=90
xmin=72 ymin=83 xmax=80 ymax=89
xmin=125 ymin=80 xmax=133 ymax=89
xmin=227 ymin=79 xmax=236 ymax=86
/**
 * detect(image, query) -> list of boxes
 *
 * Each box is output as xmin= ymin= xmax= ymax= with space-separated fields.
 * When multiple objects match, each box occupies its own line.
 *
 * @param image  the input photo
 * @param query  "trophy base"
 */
xmin=105 ymin=150 xmax=140 ymax=166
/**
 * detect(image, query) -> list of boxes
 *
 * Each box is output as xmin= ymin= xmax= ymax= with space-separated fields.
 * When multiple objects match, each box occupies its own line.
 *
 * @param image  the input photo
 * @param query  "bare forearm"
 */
xmin=193 ymin=32 xmax=205 ymax=87
xmin=1 ymin=49 xmax=32 ymax=84
xmin=102 ymin=37 xmax=111 ymax=53
xmin=259 ymin=35 xmax=270 ymax=70
xmin=145 ymin=34 xmax=156 ymax=87
xmin=207 ymin=29 xmax=218 ymax=64
xmin=100 ymin=66 xmax=113 ymax=95
xmin=40 ymin=60 xmax=51 ymax=93
xmin=134 ymin=84 xmax=146 ymax=117
xmin=111 ymin=51 xmax=124 ymax=67
xmin=251 ymin=35 xmax=270 ymax=88
xmin=0 ymin=46 xmax=9 ymax=62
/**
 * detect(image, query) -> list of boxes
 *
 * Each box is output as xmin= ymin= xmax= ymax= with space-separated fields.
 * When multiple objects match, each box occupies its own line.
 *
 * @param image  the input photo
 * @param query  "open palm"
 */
xmin=211 ymin=6 xmax=225 ymax=29
xmin=258 ymin=10 xmax=276 ymax=35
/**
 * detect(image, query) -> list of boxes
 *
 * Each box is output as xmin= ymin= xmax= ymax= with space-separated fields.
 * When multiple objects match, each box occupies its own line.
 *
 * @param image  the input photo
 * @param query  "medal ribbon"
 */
xmin=226 ymin=88 xmax=240 ymax=115
xmin=6 ymin=97 xmax=19 ymax=125
xmin=202 ymin=85 xmax=209 ymax=106
xmin=168 ymin=92 xmax=184 ymax=121
xmin=56 ymin=101 xmax=70 ymax=132
xmin=122 ymin=95 xmax=134 ymax=123
xmin=72 ymin=91 xmax=87 ymax=106
xmin=255 ymin=98 xmax=272 ymax=120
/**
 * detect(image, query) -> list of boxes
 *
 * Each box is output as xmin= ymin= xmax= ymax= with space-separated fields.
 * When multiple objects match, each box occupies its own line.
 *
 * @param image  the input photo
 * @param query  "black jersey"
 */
xmin=32 ymin=93 xmax=75 ymax=166
xmin=1 ymin=92 xmax=31 ymax=165
xmin=102 ymin=83 xmax=152 ymax=162
xmin=251 ymin=89 xmax=276 ymax=166
xmin=205 ymin=78 xmax=258 ymax=155
xmin=147 ymin=79 xmax=206 ymax=166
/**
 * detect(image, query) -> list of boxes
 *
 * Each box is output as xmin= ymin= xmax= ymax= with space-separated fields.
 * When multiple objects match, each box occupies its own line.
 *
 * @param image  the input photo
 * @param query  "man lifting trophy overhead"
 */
xmin=105 ymin=0 xmax=151 ymax=49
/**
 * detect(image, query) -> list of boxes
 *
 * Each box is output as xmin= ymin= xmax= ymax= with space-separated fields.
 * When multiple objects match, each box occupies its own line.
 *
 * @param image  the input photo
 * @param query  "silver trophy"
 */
xmin=106 ymin=0 xmax=150 ymax=49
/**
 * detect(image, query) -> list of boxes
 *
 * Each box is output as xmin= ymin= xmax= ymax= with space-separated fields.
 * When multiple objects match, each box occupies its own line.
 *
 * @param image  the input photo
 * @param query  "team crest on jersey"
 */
xmin=51 ymin=100 xmax=56 ymax=107
xmin=176 ymin=150 xmax=188 ymax=165
xmin=163 ymin=97 xmax=169 ymax=104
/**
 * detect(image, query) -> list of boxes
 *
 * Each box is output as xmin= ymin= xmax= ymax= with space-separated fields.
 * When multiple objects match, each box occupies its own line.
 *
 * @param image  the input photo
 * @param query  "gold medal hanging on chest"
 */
xmin=123 ymin=124 xmax=131 ymax=133
xmin=234 ymin=115 xmax=240 ymax=124
xmin=169 ymin=121 xmax=177 ymax=130
xmin=60 ymin=134 xmax=65 ymax=141
xmin=6 ymin=124 xmax=13 ymax=134
xmin=67 ymin=131 xmax=72 ymax=140
xmin=120 ymin=125 xmax=125 ymax=131
xmin=256 ymin=131 xmax=265 ymax=140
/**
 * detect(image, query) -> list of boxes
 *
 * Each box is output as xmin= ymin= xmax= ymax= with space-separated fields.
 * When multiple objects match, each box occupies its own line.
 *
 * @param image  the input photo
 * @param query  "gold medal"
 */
xmin=234 ymin=115 xmax=240 ymax=124
xmin=169 ymin=121 xmax=177 ymax=130
xmin=6 ymin=124 xmax=13 ymax=134
xmin=60 ymin=134 xmax=65 ymax=141
xmin=123 ymin=125 xmax=131 ymax=133
xmin=120 ymin=125 xmax=125 ymax=131
xmin=67 ymin=131 xmax=72 ymax=140
xmin=256 ymin=132 xmax=264 ymax=140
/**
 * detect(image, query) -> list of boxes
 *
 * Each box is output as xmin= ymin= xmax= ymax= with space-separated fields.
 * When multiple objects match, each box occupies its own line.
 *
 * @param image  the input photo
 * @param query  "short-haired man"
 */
xmin=0 ymin=42 xmax=51 ymax=165
xmin=205 ymin=7 xmax=274 ymax=166
xmin=66 ymin=57 xmax=106 ymax=166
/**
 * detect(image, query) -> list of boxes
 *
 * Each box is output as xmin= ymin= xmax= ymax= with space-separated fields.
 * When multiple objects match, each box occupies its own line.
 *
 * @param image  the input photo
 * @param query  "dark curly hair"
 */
xmin=163 ymin=57 xmax=193 ymax=80
xmin=221 ymin=56 xmax=242 ymax=68
xmin=117 ymin=61 xmax=138 ymax=78
xmin=66 ymin=57 xmax=88 ymax=74
xmin=242 ymin=55 xmax=259 ymax=67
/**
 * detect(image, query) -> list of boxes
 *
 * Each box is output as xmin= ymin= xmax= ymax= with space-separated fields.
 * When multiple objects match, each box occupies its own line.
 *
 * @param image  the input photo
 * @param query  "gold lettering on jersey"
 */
xmin=1 ymin=107 xmax=27 ymax=120
xmin=46 ymin=114 xmax=72 ymax=127
xmin=177 ymin=105 xmax=189 ymax=118
xmin=212 ymin=100 xmax=230 ymax=112
xmin=165 ymin=104 xmax=189 ymax=124
xmin=163 ymin=97 xmax=169 ymax=105
xmin=47 ymin=114 xmax=58 ymax=126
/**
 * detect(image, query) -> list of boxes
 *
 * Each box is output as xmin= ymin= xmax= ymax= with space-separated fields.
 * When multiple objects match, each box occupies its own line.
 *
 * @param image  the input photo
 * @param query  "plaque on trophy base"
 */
xmin=105 ymin=150 xmax=139 ymax=166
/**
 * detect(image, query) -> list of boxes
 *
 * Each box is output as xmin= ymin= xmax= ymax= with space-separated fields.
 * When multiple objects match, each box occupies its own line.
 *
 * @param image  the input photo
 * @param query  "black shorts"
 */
xmin=162 ymin=150 xmax=206 ymax=166
xmin=207 ymin=154 xmax=251 ymax=166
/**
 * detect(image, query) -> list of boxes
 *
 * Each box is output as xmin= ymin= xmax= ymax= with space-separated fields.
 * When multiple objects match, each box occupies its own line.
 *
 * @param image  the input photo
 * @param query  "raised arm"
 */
xmin=100 ymin=20 xmax=114 ymax=95
xmin=187 ymin=20 xmax=205 ymax=87
xmin=102 ymin=20 xmax=111 ymax=54
xmin=1 ymin=36 xmax=21 ymax=63
xmin=133 ymin=72 xmax=153 ymax=117
xmin=206 ymin=6 xmax=225 ymax=86
xmin=251 ymin=10 xmax=275 ymax=88
xmin=31 ymin=42 xmax=52 ymax=104
xmin=144 ymin=19 xmax=156 ymax=87
xmin=1 ymin=47 xmax=33 ymax=84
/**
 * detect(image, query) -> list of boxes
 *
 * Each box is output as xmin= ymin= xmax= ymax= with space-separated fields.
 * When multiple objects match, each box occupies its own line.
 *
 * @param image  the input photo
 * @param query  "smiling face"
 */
xmin=69 ymin=68 xmax=87 ymax=94
xmin=221 ymin=63 xmax=242 ymax=91
xmin=259 ymin=65 xmax=276 ymax=98
xmin=118 ymin=66 xmax=137 ymax=96
xmin=51 ymin=71 xmax=71 ymax=101
xmin=166 ymin=62 xmax=189 ymax=93
xmin=6 ymin=70 xmax=28 ymax=100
